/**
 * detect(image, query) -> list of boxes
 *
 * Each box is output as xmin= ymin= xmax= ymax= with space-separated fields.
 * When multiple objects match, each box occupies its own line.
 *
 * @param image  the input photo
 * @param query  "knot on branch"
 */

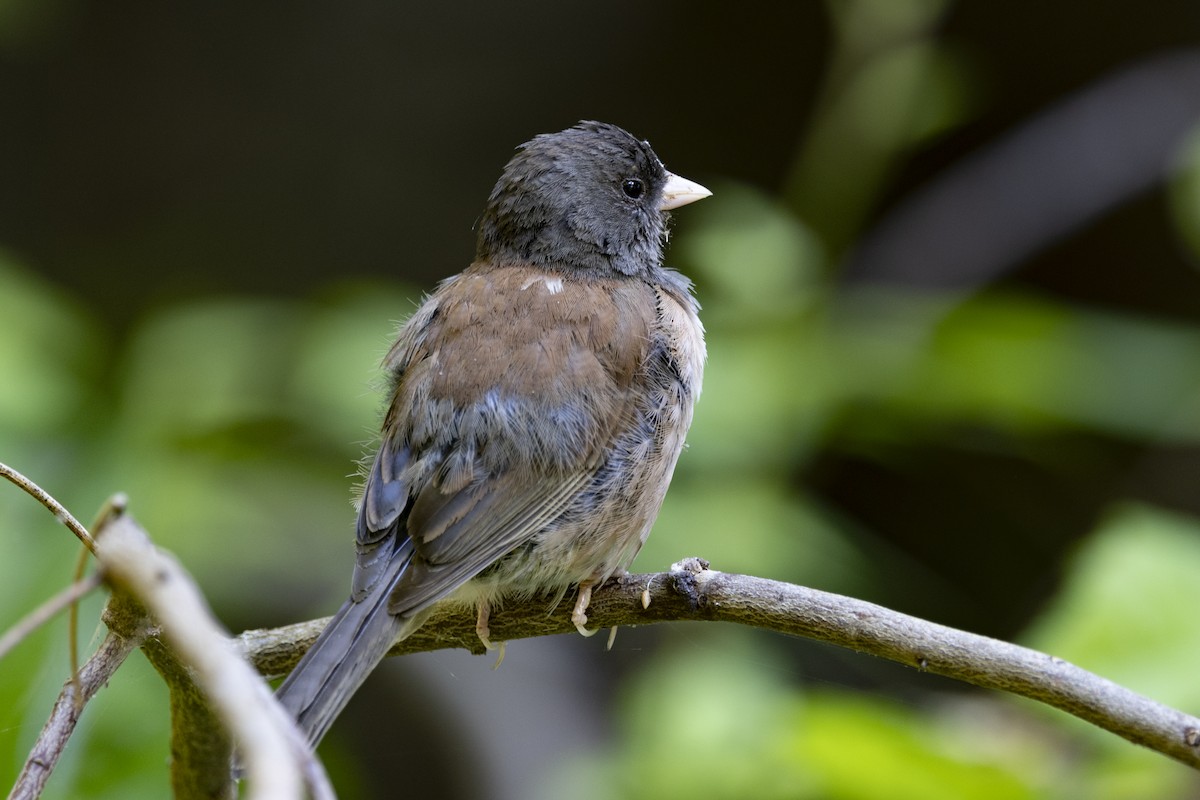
xmin=668 ymin=556 xmax=711 ymax=609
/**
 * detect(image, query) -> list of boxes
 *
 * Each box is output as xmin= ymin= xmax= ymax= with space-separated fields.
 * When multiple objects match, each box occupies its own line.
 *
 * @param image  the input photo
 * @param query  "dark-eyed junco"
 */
xmin=275 ymin=121 xmax=710 ymax=747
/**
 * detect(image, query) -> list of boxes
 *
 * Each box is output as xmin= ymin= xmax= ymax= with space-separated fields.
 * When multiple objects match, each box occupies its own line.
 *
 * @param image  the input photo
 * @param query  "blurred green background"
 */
xmin=5 ymin=1 xmax=1200 ymax=797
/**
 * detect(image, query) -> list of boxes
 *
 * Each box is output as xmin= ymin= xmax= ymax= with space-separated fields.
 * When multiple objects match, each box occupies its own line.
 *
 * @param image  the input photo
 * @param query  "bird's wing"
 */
xmin=352 ymin=419 xmax=598 ymax=618
xmin=386 ymin=464 xmax=594 ymax=615
xmin=350 ymin=432 xmax=415 ymax=601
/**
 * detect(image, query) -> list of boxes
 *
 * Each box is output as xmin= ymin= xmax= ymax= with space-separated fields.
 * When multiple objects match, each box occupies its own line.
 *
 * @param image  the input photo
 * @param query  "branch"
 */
xmin=9 ymin=629 xmax=142 ymax=800
xmin=94 ymin=510 xmax=334 ymax=800
xmin=0 ymin=461 xmax=94 ymax=552
xmin=0 ymin=572 xmax=104 ymax=661
xmin=237 ymin=557 xmax=1200 ymax=770
xmin=2 ymin=470 xmax=334 ymax=799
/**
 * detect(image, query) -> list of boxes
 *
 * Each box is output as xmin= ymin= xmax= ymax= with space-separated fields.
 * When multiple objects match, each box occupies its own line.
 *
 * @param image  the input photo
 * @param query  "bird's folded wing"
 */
xmin=385 ymin=466 xmax=592 ymax=616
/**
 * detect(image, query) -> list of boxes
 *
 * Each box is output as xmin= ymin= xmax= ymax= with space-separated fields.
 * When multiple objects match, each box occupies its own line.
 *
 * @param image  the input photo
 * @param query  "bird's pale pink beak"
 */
xmin=660 ymin=172 xmax=712 ymax=210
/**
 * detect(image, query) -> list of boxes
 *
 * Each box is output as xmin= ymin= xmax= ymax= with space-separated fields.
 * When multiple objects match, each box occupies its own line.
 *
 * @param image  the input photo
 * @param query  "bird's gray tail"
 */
xmin=275 ymin=544 xmax=413 ymax=748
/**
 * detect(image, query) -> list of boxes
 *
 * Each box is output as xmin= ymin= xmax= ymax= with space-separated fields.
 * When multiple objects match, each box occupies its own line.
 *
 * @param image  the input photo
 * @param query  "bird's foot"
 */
xmin=476 ymin=600 xmax=507 ymax=667
xmin=572 ymin=583 xmax=599 ymax=637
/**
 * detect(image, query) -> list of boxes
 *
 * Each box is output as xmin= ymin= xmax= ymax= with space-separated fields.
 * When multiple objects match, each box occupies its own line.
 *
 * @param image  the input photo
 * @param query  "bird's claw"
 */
xmin=572 ymin=583 xmax=599 ymax=637
xmin=476 ymin=600 xmax=506 ymax=667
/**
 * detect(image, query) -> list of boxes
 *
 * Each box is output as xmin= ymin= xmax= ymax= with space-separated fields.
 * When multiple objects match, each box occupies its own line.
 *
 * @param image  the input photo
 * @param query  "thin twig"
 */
xmin=67 ymin=545 xmax=91 ymax=712
xmin=0 ymin=571 xmax=104 ymax=661
xmin=68 ymin=496 xmax=127 ymax=711
xmin=0 ymin=461 xmax=94 ymax=552
xmin=9 ymin=629 xmax=143 ymax=800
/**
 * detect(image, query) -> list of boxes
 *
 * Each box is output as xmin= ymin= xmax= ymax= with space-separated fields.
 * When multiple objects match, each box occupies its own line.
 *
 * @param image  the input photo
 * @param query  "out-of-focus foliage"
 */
xmin=1025 ymin=505 xmax=1200 ymax=714
xmin=0 ymin=260 xmax=415 ymax=795
xmin=542 ymin=631 xmax=1050 ymax=800
xmin=1170 ymin=128 xmax=1200 ymax=262
xmin=544 ymin=505 xmax=1200 ymax=800
xmin=5 ymin=1 xmax=1200 ymax=797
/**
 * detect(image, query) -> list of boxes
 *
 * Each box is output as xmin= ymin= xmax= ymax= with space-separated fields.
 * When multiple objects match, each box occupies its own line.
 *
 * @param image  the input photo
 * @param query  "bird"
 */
xmin=274 ymin=120 xmax=711 ymax=748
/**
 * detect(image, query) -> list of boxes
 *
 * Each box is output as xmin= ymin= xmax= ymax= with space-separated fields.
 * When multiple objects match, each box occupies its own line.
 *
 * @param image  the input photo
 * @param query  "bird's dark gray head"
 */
xmin=476 ymin=121 xmax=709 ymax=278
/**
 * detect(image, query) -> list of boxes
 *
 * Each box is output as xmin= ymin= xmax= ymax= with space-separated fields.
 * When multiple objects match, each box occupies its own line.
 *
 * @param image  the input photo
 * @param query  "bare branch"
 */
xmin=0 ymin=461 xmax=94 ymax=552
xmin=237 ymin=557 xmax=1200 ymax=771
xmin=0 ymin=571 xmax=104 ymax=661
xmin=9 ymin=629 xmax=143 ymax=800
xmin=94 ymin=511 xmax=334 ymax=800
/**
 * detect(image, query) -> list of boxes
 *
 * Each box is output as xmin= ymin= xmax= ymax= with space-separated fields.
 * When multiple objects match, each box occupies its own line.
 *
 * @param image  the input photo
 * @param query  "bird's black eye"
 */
xmin=622 ymin=179 xmax=644 ymax=199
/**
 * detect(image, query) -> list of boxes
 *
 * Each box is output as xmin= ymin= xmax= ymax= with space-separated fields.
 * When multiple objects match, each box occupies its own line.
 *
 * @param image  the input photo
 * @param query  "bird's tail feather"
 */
xmin=275 ymin=545 xmax=413 ymax=748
